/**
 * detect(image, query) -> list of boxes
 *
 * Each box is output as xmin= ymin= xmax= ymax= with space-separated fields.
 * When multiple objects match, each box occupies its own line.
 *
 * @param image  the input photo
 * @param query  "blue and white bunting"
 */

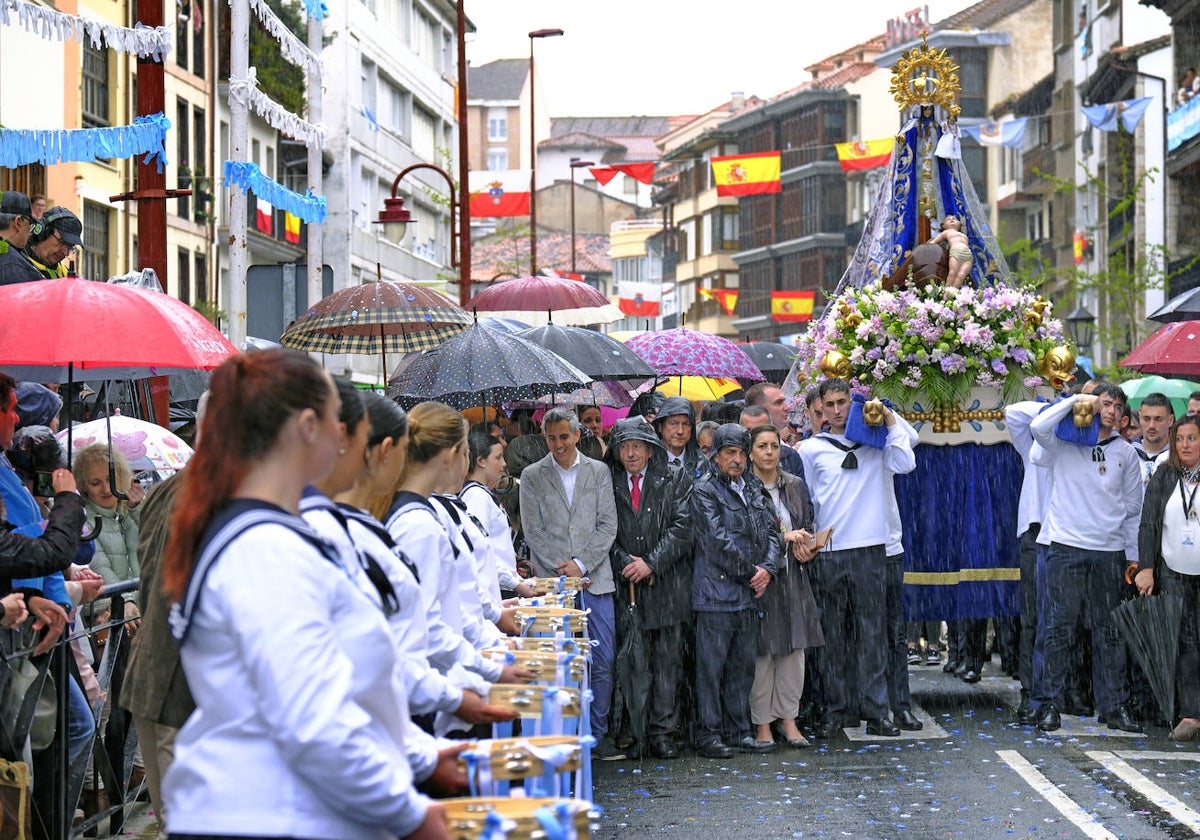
xmin=223 ymin=160 xmax=326 ymax=224
xmin=961 ymin=117 xmax=1028 ymax=148
xmin=0 ymin=113 xmax=170 ymax=170
xmin=0 ymin=0 xmax=172 ymax=60
xmin=1082 ymin=97 xmax=1153 ymax=133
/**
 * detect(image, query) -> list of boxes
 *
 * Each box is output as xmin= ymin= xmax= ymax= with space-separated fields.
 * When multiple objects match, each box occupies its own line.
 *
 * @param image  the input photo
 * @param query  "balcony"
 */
xmin=1168 ymin=95 xmax=1200 ymax=152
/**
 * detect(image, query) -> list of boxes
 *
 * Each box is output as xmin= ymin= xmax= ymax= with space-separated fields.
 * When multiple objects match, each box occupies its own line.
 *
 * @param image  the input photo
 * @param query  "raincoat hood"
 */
xmin=628 ymin=390 xmax=667 ymax=420
xmin=608 ymin=417 xmax=666 ymax=451
xmin=710 ymin=423 xmax=750 ymax=457
xmin=654 ymin=396 xmax=695 ymax=425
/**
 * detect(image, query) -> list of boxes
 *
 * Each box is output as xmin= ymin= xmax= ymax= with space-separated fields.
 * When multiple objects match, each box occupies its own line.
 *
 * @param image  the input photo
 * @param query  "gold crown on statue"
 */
xmin=889 ymin=33 xmax=961 ymax=118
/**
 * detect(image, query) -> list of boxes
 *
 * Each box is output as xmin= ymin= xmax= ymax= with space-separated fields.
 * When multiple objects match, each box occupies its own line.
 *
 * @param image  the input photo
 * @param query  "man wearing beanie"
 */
xmin=689 ymin=423 xmax=780 ymax=758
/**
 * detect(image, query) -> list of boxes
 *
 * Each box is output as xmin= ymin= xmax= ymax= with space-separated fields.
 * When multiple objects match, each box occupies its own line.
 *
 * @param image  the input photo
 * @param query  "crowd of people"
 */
xmin=2 ymin=333 xmax=1200 ymax=837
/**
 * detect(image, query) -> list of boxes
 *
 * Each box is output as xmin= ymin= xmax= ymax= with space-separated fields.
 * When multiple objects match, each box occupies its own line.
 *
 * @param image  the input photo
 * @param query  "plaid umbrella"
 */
xmin=625 ymin=327 xmax=764 ymax=381
xmin=279 ymin=280 xmax=471 ymax=358
xmin=386 ymin=323 xmax=591 ymax=409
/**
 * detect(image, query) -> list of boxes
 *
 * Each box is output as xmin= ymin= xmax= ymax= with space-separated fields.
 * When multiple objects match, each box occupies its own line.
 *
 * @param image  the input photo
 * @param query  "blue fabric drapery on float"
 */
xmin=898 ymin=442 xmax=1022 ymax=621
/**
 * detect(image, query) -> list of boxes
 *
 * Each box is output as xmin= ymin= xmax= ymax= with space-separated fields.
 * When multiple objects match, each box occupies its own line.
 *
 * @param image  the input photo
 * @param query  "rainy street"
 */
xmin=592 ymin=665 xmax=1200 ymax=839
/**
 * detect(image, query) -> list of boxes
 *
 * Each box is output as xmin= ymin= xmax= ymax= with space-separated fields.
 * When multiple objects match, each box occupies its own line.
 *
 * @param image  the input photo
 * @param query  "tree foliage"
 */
xmin=250 ymin=0 xmax=307 ymax=115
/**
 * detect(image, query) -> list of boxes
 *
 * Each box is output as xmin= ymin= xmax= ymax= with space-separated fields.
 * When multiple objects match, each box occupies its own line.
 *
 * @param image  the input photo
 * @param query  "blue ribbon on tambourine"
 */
xmin=845 ymin=393 xmax=891 ymax=449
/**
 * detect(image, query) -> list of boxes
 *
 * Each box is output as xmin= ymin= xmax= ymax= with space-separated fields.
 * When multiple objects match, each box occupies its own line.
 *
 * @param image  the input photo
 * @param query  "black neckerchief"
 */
xmin=819 ymin=434 xmax=862 ymax=469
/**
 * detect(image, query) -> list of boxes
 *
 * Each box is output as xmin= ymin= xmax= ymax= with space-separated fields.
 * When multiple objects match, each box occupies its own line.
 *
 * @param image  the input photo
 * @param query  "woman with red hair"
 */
xmin=161 ymin=348 xmax=446 ymax=840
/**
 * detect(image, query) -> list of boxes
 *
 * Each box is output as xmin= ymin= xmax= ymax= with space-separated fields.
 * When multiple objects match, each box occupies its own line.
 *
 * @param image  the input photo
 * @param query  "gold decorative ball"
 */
xmin=819 ymin=350 xmax=852 ymax=379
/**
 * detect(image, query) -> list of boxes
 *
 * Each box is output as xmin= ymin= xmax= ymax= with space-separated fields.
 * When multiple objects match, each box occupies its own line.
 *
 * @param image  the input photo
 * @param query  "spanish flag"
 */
xmin=835 ymin=138 xmax=894 ymax=172
xmin=771 ymin=290 xmax=815 ymax=323
xmin=711 ymin=152 xmax=781 ymax=197
xmin=699 ymin=287 xmax=738 ymax=316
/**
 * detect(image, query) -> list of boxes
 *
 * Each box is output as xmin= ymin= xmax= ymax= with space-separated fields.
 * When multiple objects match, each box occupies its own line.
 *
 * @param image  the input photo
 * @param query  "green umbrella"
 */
xmin=1120 ymin=375 xmax=1199 ymax=418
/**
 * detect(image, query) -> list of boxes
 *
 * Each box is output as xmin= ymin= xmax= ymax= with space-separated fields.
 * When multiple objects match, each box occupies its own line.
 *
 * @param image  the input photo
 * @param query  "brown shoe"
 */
xmin=1169 ymin=718 xmax=1200 ymax=742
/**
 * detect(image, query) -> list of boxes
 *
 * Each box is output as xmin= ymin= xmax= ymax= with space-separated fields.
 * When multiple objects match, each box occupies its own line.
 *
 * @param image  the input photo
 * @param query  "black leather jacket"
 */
xmin=691 ymin=469 xmax=780 ymax=612
xmin=0 ymin=491 xmax=85 ymax=591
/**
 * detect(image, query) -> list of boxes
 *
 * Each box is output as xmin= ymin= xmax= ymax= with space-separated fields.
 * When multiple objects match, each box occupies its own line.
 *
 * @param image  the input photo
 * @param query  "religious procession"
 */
xmin=4 ymin=0 xmax=1200 ymax=837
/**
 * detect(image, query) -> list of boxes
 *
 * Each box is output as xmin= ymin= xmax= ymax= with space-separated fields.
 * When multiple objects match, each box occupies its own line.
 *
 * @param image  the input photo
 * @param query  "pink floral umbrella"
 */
xmin=624 ymin=328 xmax=764 ymax=381
xmin=57 ymin=411 xmax=193 ymax=474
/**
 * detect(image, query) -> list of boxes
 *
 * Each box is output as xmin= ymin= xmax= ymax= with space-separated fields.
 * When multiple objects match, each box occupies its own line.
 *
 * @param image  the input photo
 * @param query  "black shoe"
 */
xmin=842 ymin=714 xmax=862 ymax=728
xmin=649 ymin=737 xmax=679 ymax=759
xmin=1106 ymin=705 xmax=1144 ymax=733
xmin=811 ymin=718 xmax=838 ymax=739
xmin=1037 ymin=705 xmax=1061 ymax=732
xmin=954 ymin=661 xmax=969 ymax=677
xmin=895 ymin=710 xmax=923 ymax=731
xmin=737 ymin=735 xmax=777 ymax=753
xmin=1016 ymin=693 xmax=1038 ymax=725
xmin=697 ymin=741 xmax=733 ymax=759
xmin=865 ymin=718 xmax=900 ymax=737
xmin=925 ymin=648 xmax=942 ymax=666
xmin=943 ymin=659 xmax=958 ymax=674
xmin=592 ymin=737 xmax=627 ymax=761
xmin=1063 ymin=691 xmax=1093 ymax=718
xmin=962 ymin=669 xmax=981 ymax=684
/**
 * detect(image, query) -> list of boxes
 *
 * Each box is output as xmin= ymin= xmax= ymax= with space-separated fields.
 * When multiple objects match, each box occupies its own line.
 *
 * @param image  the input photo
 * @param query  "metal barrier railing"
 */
xmin=0 ymin=577 xmax=142 ymax=840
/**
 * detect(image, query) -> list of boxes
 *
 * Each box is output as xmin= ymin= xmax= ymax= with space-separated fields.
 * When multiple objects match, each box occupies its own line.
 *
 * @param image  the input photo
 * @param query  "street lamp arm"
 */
xmin=388 ymin=162 xmax=459 ymax=269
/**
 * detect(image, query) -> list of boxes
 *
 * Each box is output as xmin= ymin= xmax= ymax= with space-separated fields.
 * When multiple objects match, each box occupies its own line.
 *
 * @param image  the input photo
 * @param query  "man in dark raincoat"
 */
xmin=606 ymin=417 xmax=693 ymax=759
xmin=689 ymin=423 xmax=780 ymax=758
xmin=652 ymin=396 xmax=709 ymax=480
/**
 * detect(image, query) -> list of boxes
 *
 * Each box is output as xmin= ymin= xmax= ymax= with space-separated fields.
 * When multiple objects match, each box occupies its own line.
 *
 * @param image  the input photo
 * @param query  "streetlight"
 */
xmin=569 ymin=158 xmax=594 ymax=274
xmin=376 ymin=162 xmax=460 ymax=281
xmin=528 ymin=27 xmax=564 ymax=276
xmin=1066 ymin=303 xmax=1096 ymax=353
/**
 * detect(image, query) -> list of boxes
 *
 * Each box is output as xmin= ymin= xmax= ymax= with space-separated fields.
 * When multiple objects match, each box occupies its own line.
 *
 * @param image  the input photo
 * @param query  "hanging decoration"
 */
xmin=1082 ymin=97 xmax=1153 ymax=133
xmin=223 ymin=160 xmax=327 ymax=224
xmin=0 ymin=0 xmax=172 ymax=60
xmin=229 ymin=71 xmax=326 ymax=146
xmin=247 ymin=0 xmax=318 ymax=72
xmin=300 ymin=0 xmax=328 ymax=19
xmin=0 ymin=113 xmax=170 ymax=170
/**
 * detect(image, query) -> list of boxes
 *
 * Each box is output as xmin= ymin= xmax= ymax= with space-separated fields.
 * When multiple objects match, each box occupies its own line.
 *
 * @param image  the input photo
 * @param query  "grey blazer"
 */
xmin=519 ymin=452 xmax=618 ymax=595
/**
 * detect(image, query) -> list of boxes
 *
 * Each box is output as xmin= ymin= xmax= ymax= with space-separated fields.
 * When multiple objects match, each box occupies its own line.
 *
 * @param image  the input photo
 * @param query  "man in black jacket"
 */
xmin=606 ymin=418 xmax=693 ymax=760
xmin=690 ymin=423 xmax=780 ymax=758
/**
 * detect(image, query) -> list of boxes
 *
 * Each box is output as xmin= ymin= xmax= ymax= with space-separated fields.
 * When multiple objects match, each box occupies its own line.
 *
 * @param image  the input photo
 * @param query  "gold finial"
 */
xmin=888 ymin=32 xmax=961 ymax=117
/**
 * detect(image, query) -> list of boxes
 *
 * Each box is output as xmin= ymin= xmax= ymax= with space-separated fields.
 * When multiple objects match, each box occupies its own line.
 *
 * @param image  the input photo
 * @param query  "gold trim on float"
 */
xmin=904 ymin=568 xmax=1021 ymax=584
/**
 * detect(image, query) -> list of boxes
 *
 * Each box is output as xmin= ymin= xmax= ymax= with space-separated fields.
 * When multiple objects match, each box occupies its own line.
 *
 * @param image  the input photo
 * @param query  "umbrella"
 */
xmin=611 ymin=582 xmax=651 ymax=748
xmin=1119 ymin=375 xmax=1198 ymax=418
xmin=386 ymin=323 xmax=591 ymax=409
xmin=0 ymin=275 xmax=236 ymax=382
xmin=279 ymin=280 xmax=472 ymax=378
xmin=1120 ymin=321 xmax=1200 ymax=377
xmin=468 ymin=275 xmax=623 ymax=326
xmin=518 ymin=324 xmax=657 ymax=382
xmin=739 ymin=341 xmax=798 ymax=385
xmin=57 ymin=412 xmax=193 ymax=474
xmin=625 ymin=327 xmax=764 ymax=381
xmin=1111 ymin=594 xmax=1184 ymax=723
xmin=651 ymin=376 xmax=743 ymax=402
xmin=1149 ymin=287 xmax=1200 ymax=323
xmin=477 ymin=317 xmax=533 ymax=335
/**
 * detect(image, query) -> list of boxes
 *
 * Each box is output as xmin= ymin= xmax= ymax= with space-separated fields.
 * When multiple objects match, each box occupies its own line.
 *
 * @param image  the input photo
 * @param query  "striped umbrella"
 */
xmin=279 ymin=281 xmax=472 ymax=374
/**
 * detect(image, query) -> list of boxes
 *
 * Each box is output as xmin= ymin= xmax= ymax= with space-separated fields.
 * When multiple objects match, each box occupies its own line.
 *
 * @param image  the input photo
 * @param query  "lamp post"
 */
xmin=1066 ymin=303 xmax=1096 ymax=355
xmin=569 ymin=158 xmax=594 ymax=274
xmin=376 ymin=162 xmax=460 ymax=284
xmin=528 ymin=27 xmax=564 ymax=276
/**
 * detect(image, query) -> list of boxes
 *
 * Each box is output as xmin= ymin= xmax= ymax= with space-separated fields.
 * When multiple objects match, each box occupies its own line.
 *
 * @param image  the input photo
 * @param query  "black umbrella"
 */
xmin=1111 ymin=594 xmax=1184 ymax=723
xmin=385 ymin=322 xmax=591 ymax=409
xmin=1149 ymin=287 xmax=1200 ymax=323
xmin=611 ymin=581 xmax=652 ymax=749
xmin=739 ymin=341 xmax=798 ymax=385
xmin=518 ymin=324 xmax=657 ymax=382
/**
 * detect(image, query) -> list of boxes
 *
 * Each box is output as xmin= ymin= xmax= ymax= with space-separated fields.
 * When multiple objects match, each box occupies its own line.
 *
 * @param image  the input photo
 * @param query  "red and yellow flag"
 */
xmin=284 ymin=211 xmax=301 ymax=244
xmin=699 ymin=287 xmax=738 ymax=315
xmin=711 ymin=152 xmax=781 ymax=197
xmin=835 ymin=138 xmax=894 ymax=172
xmin=771 ymin=290 xmax=815 ymax=323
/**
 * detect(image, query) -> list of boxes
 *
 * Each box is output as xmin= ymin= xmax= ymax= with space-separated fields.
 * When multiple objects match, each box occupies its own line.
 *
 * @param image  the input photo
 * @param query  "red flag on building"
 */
xmin=613 ymin=162 xmax=656 ymax=184
xmin=284 ymin=211 xmax=301 ymax=244
xmin=589 ymin=166 xmax=619 ymax=186
xmin=834 ymin=139 xmax=893 ymax=172
xmin=468 ymin=170 xmax=532 ymax=217
xmin=711 ymin=152 xmax=782 ymax=197
xmin=255 ymin=196 xmax=273 ymax=235
xmin=771 ymin=290 xmax=815 ymax=322
xmin=699 ymin=287 xmax=739 ymax=316
xmin=618 ymin=280 xmax=661 ymax=317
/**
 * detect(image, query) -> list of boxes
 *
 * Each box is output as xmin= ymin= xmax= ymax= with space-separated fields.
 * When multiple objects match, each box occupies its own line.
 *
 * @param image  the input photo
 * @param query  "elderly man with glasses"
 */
xmin=0 ymin=201 xmax=84 ymax=284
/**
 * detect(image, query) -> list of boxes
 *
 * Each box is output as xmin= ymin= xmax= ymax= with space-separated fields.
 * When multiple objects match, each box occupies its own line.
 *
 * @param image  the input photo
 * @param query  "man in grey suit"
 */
xmin=520 ymin=407 xmax=620 ymax=757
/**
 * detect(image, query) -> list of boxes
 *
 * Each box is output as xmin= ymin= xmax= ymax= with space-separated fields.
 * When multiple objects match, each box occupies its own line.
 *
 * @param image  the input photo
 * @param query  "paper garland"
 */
xmin=0 ymin=113 xmax=170 ymax=171
xmin=223 ymin=160 xmax=326 ymax=224
xmin=301 ymin=0 xmax=328 ymax=21
xmin=229 ymin=72 xmax=325 ymax=146
xmin=248 ymin=0 xmax=318 ymax=73
xmin=0 ymin=0 xmax=172 ymax=60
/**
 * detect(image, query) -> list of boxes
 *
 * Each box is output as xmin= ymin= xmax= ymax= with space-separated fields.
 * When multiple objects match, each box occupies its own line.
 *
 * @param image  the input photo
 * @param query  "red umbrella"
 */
xmin=0 ymin=275 xmax=237 ymax=382
xmin=468 ymin=275 xmax=622 ymax=326
xmin=1120 ymin=320 xmax=1200 ymax=377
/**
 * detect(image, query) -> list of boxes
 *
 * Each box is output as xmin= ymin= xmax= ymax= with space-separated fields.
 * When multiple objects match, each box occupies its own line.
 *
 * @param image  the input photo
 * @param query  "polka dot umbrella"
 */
xmin=386 ymin=322 xmax=592 ymax=410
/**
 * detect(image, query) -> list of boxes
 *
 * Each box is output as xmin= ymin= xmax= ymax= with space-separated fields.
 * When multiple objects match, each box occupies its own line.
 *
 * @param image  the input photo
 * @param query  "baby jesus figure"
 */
xmin=928 ymin=215 xmax=973 ymax=287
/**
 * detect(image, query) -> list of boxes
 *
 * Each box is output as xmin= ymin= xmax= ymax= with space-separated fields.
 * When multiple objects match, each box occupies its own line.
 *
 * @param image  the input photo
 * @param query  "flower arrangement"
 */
xmin=794 ymin=280 xmax=1069 ymax=410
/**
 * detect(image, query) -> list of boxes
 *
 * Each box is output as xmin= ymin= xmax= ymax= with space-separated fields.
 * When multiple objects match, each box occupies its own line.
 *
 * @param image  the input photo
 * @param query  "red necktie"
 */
xmin=630 ymin=473 xmax=642 ymax=512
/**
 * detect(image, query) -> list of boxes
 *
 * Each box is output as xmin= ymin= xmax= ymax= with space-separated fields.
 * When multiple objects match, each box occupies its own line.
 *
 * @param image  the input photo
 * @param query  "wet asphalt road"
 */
xmin=591 ymin=662 xmax=1200 ymax=839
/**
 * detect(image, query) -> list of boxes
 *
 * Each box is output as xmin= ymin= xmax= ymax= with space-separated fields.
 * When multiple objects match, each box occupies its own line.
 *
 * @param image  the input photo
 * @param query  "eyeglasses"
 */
xmin=48 ymin=228 xmax=73 ymax=248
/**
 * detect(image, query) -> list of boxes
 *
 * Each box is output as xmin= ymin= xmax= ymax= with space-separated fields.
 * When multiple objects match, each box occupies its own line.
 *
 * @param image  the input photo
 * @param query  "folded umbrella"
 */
xmin=1110 ymin=593 xmax=1184 ymax=724
xmin=611 ymin=582 xmax=652 ymax=748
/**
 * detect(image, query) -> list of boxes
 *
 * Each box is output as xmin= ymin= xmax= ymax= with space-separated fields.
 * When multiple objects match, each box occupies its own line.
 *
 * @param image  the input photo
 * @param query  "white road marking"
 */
xmin=1113 ymin=750 xmax=1200 ymax=763
xmin=996 ymin=749 xmax=1117 ymax=839
xmin=1086 ymin=750 xmax=1200 ymax=834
